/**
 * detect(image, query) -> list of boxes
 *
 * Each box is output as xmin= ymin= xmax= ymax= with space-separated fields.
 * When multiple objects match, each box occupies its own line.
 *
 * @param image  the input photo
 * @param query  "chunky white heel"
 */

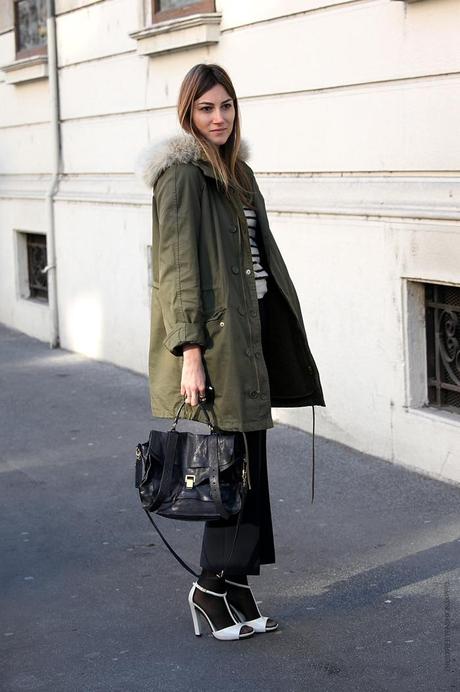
xmin=188 ymin=582 xmax=255 ymax=640
xmin=224 ymin=579 xmax=279 ymax=633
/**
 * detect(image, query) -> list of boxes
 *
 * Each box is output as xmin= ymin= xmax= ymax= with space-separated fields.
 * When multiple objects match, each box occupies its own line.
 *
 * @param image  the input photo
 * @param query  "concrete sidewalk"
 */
xmin=0 ymin=322 xmax=459 ymax=692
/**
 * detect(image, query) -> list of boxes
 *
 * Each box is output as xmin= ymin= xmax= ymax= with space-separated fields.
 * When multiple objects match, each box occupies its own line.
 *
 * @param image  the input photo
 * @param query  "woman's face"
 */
xmin=192 ymin=84 xmax=235 ymax=147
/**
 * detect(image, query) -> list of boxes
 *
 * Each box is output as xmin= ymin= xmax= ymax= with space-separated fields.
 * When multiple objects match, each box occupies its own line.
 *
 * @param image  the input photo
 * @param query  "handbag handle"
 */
xmin=170 ymin=398 xmax=214 ymax=433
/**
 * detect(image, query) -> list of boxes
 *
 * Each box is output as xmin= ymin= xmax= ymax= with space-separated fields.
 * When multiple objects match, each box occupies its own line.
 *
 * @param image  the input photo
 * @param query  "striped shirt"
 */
xmin=243 ymin=207 xmax=269 ymax=299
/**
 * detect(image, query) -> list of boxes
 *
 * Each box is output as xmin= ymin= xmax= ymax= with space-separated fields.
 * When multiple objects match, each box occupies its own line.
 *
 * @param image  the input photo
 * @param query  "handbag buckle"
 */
xmin=185 ymin=474 xmax=196 ymax=489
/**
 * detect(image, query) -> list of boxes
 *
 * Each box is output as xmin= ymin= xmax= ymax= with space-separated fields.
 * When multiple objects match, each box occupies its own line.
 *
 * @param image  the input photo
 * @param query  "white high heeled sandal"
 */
xmin=188 ymin=582 xmax=255 ymax=640
xmin=224 ymin=579 xmax=279 ymax=633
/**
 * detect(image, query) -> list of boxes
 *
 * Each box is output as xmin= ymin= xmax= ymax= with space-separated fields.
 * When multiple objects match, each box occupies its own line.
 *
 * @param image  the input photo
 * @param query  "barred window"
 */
xmin=26 ymin=233 xmax=48 ymax=301
xmin=14 ymin=0 xmax=47 ymax=59
xmin=152 ymin=0 xmax=215 ymax=24
xmin=425 ymin=284 xmax=460 ymax=413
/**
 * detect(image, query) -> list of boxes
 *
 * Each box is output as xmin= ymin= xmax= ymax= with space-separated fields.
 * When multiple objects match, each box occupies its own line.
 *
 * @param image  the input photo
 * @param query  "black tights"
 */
xmin=194 ymin=569 xmax=263 ymax=625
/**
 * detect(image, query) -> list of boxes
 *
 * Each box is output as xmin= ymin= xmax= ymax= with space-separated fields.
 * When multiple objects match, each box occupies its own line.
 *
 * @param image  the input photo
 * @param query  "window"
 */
xmin=151 ymin=0 xmax=215 ymax=24
xmin=26 ymin=233 xmax=48 ymax=301
xmin=425 ymin=283 xmax=460 ymax=413
xmin=130 ymin=0 xmax=220 ymax=57
xmin=14 ymin=0 xmax=47 ymax=60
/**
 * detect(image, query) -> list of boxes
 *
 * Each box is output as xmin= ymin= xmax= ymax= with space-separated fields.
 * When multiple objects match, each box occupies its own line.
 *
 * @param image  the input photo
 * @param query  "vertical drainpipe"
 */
xmin=43 ymin=0 xmax=61 ymax=348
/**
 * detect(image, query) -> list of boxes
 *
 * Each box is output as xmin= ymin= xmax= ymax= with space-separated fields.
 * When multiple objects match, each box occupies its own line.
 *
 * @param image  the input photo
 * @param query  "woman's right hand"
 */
xmin=181 ymin=344 xmax=207 ymax=406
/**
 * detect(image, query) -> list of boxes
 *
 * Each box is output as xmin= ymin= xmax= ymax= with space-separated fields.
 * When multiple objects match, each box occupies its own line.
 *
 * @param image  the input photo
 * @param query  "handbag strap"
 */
xmin=141 ymin=430 xmax=251 ymax=579
xmin=142 ymin=508 xmax=201 ymax=577
xmin=142 ymin=485 xmax=248 ymax=578
xmin=207 ymin=432 xmax=230 ymax=520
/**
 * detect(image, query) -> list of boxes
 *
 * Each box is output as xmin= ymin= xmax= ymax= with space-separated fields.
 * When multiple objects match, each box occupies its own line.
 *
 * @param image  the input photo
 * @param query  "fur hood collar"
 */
xmin=135 ymin=131 xmax=250 ymax=188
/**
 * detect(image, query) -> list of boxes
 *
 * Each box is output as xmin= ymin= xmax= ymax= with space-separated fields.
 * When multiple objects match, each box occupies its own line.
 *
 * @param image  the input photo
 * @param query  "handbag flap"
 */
xmin=146 ymin=429 xmax=240 ymax=471
xmin=181 ymin=432 xmax=237 ymax=471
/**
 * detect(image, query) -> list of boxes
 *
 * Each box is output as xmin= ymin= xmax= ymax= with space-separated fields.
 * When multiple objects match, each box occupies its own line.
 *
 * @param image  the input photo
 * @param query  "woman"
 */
xmin=138 ymin=63 xmax=326 ymax=641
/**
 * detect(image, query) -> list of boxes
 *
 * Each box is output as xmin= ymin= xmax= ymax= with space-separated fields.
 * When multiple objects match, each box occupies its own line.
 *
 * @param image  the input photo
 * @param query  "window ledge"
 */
xmin=1 ymin=55 xmax=48 ymax=85
xmin=405 ymin=405 xmax=460 ymax=429
xmin=129 ymin=12 xmax=222 ymax=57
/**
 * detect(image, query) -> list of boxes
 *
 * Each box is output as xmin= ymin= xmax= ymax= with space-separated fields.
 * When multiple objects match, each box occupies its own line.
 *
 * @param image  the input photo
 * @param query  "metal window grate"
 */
xmin=425 ymin=283 xmax=460 ymax=412
xmin=26 ymin=233 xmax=48 ymax=301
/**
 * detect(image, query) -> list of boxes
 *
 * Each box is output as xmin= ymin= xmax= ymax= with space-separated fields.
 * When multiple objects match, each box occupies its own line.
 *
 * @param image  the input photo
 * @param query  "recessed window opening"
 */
xmin=14 ymin=0 xmax=47 ymax=59
xmin=425 ymin=283 xmax=460 ymax=413
xmin=152 ymin=0 xmax=215 ymax=24
xmin=26 ymin=232 xmax=48 ymax=301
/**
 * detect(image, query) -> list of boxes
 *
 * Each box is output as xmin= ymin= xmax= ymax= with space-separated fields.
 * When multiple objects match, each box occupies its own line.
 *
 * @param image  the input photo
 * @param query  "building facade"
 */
xmin=1 ymin=0 xmax=459 ymax=483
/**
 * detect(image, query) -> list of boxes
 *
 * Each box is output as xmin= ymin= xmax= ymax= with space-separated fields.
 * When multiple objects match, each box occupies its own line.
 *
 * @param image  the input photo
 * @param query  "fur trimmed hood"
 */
xmin=135 ymin=131 xmax=250 ymax=188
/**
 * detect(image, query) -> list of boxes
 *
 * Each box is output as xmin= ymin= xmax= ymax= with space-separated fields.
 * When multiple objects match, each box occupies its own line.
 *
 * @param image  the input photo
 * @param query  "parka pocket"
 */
xmin=204 ymin=308 xmax=227 ymax=349
xmin=201 ymin=286 xmax=225 ymax=317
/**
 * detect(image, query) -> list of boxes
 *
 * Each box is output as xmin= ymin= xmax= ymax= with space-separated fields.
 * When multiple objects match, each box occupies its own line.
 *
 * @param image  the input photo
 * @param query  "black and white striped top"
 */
xmin=243 ymin=207 xmax=269 ymax=299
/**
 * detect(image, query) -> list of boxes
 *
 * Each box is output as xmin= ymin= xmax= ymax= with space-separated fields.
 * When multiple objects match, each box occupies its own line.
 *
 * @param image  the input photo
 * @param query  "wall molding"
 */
xmin=1 ymin=55 xmax=48 ymax=85
xmin=258 ymin=173 xmax=460 ymax=222
xmin=129 ymin=12 xmax=222 ymax=57
xmin=0 ymin=172 xmax=459 ymax=221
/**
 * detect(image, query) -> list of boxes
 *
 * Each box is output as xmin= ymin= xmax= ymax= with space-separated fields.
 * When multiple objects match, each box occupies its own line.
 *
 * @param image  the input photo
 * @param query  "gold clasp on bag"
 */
xmin=185 ymin=474 xmax=196 ymax=489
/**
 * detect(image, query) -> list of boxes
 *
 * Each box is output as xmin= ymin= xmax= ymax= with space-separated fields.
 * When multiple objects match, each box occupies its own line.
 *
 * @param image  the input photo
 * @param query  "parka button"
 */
xmin=249 ymin=390 xmax=258 ymax=398
xmin=245 ymin=348 xmax=251 ymax=357
xmin=307 ymin=365 xmax=313 ymax=373
xmin=260 ymin=393 xmax=267 ymax=400
xmin=250 ymin=309 xmax=257 ymax=317
xmin=255 ymin=352 xmax=261 ymax=359
xmin=245 ymin=269 xmax=251 ymax=275
xmin=231 ymin=265 xmax=240 ymax=274
xmin=219 ymin=321 xmax=225 ymax=327
xmin=238 ymin=305 xmax=246 ymax=316
xmin=230 ymin=224 xmax=237 ymax=233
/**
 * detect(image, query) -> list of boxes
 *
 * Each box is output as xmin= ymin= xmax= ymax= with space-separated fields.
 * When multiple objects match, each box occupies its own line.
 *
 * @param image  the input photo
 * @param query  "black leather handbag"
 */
xmin=135 ymin=399 xmax=251 ymax=577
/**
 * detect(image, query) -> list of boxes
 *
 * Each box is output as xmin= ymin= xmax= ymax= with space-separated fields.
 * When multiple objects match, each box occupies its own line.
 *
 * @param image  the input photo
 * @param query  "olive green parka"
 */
xmin=138 ymin=132 xmax=326 ymax=433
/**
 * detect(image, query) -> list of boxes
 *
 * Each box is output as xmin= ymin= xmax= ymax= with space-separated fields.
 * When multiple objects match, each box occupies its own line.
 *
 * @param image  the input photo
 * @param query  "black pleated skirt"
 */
xmin=199 ymin=291 xmax=276 ymax=575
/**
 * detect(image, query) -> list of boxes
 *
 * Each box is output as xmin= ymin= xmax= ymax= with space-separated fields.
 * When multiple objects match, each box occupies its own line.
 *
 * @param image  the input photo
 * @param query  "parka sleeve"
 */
xmin=153 ymin=163 xmax=207 ymax=357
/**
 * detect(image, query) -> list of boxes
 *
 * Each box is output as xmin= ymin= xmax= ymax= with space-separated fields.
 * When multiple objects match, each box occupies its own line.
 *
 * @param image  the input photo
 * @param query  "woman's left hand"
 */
xmin=181 ymin=344 xmax=206 ymax=406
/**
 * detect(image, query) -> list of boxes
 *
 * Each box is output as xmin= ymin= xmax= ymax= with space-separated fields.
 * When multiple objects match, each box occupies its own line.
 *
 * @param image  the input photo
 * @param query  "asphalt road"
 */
xmin=0 ymin=322 xmax=459 ymax=692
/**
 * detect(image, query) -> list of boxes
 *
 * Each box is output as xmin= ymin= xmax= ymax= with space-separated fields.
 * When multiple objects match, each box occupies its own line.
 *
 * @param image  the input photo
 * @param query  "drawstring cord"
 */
xmin=311 ymin=404 xmax=315 ymax=503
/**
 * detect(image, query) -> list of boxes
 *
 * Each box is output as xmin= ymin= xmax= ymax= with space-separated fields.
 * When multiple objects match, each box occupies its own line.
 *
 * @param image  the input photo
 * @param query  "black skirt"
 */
xmin=199 ymin=291 xmax=276 ymax=575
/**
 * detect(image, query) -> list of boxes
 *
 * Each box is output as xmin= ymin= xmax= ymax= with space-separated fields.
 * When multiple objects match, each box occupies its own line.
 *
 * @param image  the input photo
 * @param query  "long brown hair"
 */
xmin=177 ymin=63 xmax=254 ymax=208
